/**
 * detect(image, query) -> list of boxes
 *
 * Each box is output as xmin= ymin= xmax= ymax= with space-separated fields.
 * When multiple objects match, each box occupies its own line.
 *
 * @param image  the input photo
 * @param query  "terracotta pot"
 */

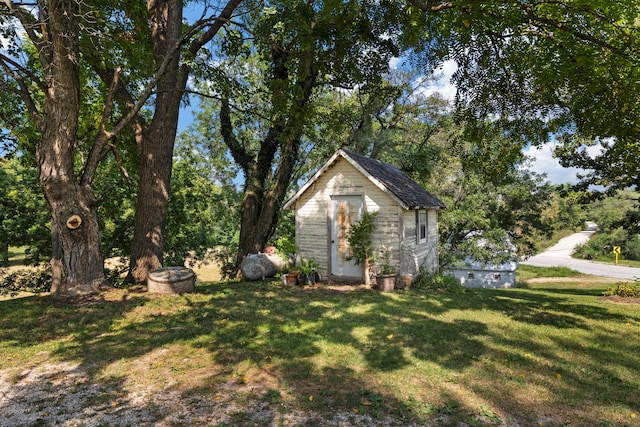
xmin=285 ymin=272 xmax=299 ymax=286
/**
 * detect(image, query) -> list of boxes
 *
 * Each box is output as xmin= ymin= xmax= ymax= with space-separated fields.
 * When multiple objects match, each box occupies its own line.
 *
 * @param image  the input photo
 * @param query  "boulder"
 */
xmin=240 ymin=253 xmax=287 ymax=280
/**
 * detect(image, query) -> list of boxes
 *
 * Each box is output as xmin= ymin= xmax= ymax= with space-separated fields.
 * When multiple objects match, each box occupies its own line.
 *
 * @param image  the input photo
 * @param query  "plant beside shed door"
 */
xmin=330 ymin=196 xmax=363 ymax=278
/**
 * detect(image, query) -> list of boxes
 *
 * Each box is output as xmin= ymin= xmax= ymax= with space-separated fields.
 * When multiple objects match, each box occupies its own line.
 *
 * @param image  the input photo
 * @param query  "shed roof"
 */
xmin=283 ymin=148 xmax=446 ymax=210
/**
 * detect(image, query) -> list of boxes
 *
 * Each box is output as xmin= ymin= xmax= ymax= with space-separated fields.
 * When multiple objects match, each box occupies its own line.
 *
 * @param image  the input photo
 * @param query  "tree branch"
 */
xmin=82 ymin=0 xmax=243 ymax=155
xmin=2 ymin=0 xmax=54 ymax=70
xmin=220 ymin=93 xmax=253 ymax=173
xmin=405 ymin=0 xmax=456 ymax=13
xmin=520 ymin=5 xmax=631 ymax=59
xmin=81 ymin=66 xmax=122 ymax=186
xmin=0 ymin=55 xmax=44 ymax=129
xmin=102 ymin=141 xmax=131 ymax=181
xmin=188 ymin=0 xmax=244 ymax=56
xmin=0 ymin=52 xmax=47 ymax=93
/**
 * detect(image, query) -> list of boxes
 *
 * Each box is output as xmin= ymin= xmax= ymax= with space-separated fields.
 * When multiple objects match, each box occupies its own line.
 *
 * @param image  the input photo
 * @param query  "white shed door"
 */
xmin=330 ymin=196 xmax=363 ymax=278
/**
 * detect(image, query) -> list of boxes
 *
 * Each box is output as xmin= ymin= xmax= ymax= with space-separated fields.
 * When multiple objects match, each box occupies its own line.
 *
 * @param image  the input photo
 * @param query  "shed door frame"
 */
xmin=329 ymin=195 xmax=364 ymax=278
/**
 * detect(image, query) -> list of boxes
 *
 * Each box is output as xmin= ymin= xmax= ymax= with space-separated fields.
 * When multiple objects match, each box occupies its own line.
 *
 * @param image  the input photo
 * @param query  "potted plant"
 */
xmin=375 ymin=247 xmax=396 ymax=292
xmin=345 ymin=211 xmax=377 ymax=286
xmin=283 ymin=267 xmax=299 ymax=286
xmin=298 ymin=257 xmax=319 ymax=286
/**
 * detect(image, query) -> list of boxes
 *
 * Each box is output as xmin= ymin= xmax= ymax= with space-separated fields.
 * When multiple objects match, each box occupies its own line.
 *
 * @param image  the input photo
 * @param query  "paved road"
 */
xmin=521 ymin=222 xmax=640 ymax=280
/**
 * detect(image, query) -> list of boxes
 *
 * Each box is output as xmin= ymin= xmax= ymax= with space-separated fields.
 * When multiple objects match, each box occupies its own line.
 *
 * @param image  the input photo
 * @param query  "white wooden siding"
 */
xmin=294 ymin=159 xmax=369 ymax=277
xmin=400 ymin=209 xmax=439 ymax=276
xmin=292 ymin=157 xmax=440 ymax=280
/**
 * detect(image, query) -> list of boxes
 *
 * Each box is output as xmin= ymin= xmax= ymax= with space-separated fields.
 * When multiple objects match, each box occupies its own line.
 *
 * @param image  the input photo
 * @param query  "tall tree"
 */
xmin=0 ymin=0 xmax=136 ymax=293
xmin=0 ymin=0 xmax=113 ymax=294
xmin=126 ymin=0 xmax=186 ymax=283
xmin=195 ymin=0 xmax=402 ymax=266
xmin=1 ymin=0 xmax=243 ymax=293
xmin=405 ymin=0 xmax=640 ymax=192
xmin=92 ymin=0 xmax=243 ymax=284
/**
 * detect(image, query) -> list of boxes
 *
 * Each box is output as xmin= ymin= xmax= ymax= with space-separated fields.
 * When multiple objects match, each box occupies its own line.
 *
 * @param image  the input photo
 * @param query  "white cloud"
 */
xmin=523 ymin=142 xmax=606 ymax=185
xmin=523 ymin=143 xmax=581 ymax=184
xmin=388 ymin=57 xmax=458 ymax=101
xmin=429 ymin=60 xmax=458 ymax=100
xmin=413 ymin=60 xmax=458 ymax=101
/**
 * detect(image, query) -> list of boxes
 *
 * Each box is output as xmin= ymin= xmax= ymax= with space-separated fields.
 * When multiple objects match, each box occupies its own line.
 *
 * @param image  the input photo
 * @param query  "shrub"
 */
xmin=603 ymin=280 xmax=640 ymax=298
xmin=413 ymin=268 xmax=465 ymax=294
xmin=214 ymin=244 xmax=240 ymax=281
xmin=575 ymin=227 xmax=640 ymax=261
xmin=345 ymin=211 xmax=377 ymax=266
xmin=624 ymin=234 xmax=640 ymax=260
xmin=0 ymin=267 xmax=51 ymax=296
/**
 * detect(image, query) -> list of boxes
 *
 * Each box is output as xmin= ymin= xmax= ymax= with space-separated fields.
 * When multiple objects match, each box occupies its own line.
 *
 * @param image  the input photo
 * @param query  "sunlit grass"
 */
xmin=517 ymin=264 xmax=581 ymax=280
xmin=586 ymin=254 xmax=640 ymax=268
xmin=1 ymin=275 xmax=639 ymax=426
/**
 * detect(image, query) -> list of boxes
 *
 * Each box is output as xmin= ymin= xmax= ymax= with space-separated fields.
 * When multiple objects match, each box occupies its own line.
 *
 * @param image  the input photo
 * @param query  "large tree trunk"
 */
xmin=125 ymin=0 xmax=184 ymax=283
xmin=84 ymin=0 xmax=241 ymax=284
xmin=233 ymin=124 xmax=304 ymax=266
xmin=44 ymin=184 xmax=106 ymax=295
xmin=224 ymin=43 xmax=316 ymax=269
xmin=126 ymin=119 xmax=180 ymax=283
xmin=39 ymin=0 xmax=106 ymax=295
xmin=236 ymin=182 xmax=279 ymax=262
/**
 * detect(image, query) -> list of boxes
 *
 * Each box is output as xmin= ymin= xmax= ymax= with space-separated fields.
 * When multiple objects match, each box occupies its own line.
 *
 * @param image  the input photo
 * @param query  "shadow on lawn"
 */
xmin=1 ymin=280 xmax=639 ymax=425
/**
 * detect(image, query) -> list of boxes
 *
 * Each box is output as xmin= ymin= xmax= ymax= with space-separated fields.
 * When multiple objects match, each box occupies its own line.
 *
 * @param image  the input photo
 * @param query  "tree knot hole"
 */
xmin=66 ymin=214 xmax=82 ymax=230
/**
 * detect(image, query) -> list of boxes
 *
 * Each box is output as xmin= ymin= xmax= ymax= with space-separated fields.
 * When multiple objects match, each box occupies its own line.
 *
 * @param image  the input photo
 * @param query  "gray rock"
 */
xmin=240 ymin=253 xmax=287 ymax=280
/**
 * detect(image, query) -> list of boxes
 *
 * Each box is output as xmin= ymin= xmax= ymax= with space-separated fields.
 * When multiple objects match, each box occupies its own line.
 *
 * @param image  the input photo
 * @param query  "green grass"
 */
xmin=580 ymin=255 xmax=640 ymax=268
xmin=517 ymin=264 xmax=582 ymax=280
xmin=1 ymin=276 xmax=639 ymax=426
xmin=1 ymin=246 xmax=28 ymax=267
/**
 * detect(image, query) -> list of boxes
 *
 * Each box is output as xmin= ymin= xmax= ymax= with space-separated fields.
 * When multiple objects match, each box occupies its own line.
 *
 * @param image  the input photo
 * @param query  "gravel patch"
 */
xmin=1 ymin=361 xmax=436 ymax=427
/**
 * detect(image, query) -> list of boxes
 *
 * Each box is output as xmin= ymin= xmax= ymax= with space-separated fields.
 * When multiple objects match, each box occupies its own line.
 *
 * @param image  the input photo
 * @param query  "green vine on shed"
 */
xmin=345 ymin=210 xmax=377 ymax=285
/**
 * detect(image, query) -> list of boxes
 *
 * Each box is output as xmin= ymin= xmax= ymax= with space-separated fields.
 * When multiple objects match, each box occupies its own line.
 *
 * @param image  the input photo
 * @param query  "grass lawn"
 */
xmin=579 ymin=256 xmax=640 ymax=269
xmin=1 ymin=246 xmax=28 ymax=268
xmin=1 ymin=268 xmax=639 ymax=426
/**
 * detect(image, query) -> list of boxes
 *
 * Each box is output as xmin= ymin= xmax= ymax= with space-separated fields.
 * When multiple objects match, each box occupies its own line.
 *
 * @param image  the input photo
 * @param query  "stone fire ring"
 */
xmin=147 ymin=267 xmax=196 ymax=294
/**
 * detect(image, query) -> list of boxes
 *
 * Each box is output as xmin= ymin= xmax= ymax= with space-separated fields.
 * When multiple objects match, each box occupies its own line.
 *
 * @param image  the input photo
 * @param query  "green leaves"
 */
xmin=345 ymin=211 xmax=377 ymax=266
xmin=162 ymin=133 xmax=242 ymax=267
xmin=423 ymin=1 xmax=640 ymax=191
xmin=0 ymin=158 xmax=50 ymax=265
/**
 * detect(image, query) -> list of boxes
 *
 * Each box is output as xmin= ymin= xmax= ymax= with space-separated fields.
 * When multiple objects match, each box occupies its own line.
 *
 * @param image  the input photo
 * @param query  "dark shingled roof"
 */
xmin=341 ymin=149 xmax=446 ymax=210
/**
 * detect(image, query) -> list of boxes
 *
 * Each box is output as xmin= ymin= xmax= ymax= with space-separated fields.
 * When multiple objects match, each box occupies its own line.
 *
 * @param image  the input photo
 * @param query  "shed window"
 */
xmin=417 ymin=210 xmax=427 ymax=244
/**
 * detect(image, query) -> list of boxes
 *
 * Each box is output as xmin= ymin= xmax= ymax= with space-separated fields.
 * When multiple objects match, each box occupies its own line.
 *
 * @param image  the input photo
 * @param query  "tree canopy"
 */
xmin=405 ymin=0 xmax=640 ymax=192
